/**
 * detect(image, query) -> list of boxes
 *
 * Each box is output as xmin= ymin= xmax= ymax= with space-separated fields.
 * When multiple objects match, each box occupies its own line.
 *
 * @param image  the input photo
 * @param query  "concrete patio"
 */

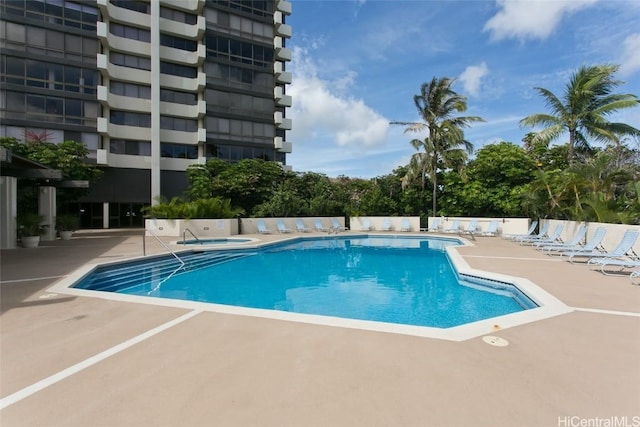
xmin=1 ymin=229 xmax=638 ymax=426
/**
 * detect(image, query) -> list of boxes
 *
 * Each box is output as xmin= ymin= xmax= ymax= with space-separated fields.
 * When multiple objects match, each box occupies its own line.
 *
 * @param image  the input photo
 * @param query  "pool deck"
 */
xmin=1 ymin=229 xmax=638 ymax=426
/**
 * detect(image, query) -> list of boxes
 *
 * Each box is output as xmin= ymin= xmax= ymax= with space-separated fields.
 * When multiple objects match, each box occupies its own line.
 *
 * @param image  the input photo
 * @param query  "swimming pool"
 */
xmin=72 ymin=235 xmax=536 ymax=329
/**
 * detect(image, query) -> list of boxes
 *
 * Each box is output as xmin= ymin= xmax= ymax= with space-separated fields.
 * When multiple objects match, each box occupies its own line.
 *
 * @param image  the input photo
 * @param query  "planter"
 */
xmin=59 ymin=231 xmax=73 ymax=240
xmin=21 ymin=236 xmax=41 ymax=248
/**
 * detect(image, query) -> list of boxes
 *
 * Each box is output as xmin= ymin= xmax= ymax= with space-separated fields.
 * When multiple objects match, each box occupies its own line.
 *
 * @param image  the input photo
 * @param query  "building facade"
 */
xmin=0 ymin=0 xmax=292 ymax=228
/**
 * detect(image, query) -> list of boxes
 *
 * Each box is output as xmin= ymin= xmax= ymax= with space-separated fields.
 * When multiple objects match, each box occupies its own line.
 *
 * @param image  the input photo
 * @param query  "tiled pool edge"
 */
xmin=46 ymin=233 xmax=574 ymax=342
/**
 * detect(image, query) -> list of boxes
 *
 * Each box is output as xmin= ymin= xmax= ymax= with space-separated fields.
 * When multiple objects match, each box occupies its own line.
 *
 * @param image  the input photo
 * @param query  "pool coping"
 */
xmin=46 ymin=233 xmax=573 ymax=342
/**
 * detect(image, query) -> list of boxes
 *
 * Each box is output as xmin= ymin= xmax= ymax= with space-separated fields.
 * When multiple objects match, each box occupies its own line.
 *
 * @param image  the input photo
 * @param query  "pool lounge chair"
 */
xmin=513 ymin=222 xmax=550 ymax=243
xmin=256 ymin=220 xmax=272 ymax=234
xmin=480 ymin=220 xmax=499 ymax=237
xmin=590 ymin=257 xmax=640 ymax=276
xmin=631 ymin=270 xmax=640 ymax=285
xmin=401 ymin=218 xmax=411 ymax=232
xmin=537 ymin=224 xmax=586 ymax=252
xmin=503 ymin=220 xmax=538 ymax=240
xmin=527 ymin=223 xmax=565 ymax=247
xmin=443 ymin=219 xmax=461 ymax=234
xmin=552 ymin=227 xmax=607 ymax=257
xmin=331 ymin=218 xmax=347 ymax=232
xmin=360 ymin=218 xmax=371 ymax=231
xmin=314 ymin=219 xmax=329 ymax=232
xmin=295 ymin=219 xmax=311 ymax=232
xmin=460 ymin=219 xmax=479 ymax=239
xmin=276 ymin=219 xmax=292 ymax=233
xmin=382 ymin=218 xmax=392 ymax=231
xmin=425 ymin=217 xmax=441 ymax=232
xmin=566 ymin=229 xmax=639 ymax=264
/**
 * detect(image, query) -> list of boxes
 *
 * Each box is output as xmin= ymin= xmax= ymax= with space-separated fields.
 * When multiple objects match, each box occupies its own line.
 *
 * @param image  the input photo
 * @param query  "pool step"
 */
xmin=76 ymin=252 xmax=254 ymax=293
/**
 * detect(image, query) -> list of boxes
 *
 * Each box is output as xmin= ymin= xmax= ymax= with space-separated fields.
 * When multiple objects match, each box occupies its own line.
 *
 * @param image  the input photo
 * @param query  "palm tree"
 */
xmin=520 ymin=64 xmax=640 ymax=166
xmin=405 ymin=123 xmax=473 ymax=216
xmin=391 ymin=77 xmax=484 ymax=215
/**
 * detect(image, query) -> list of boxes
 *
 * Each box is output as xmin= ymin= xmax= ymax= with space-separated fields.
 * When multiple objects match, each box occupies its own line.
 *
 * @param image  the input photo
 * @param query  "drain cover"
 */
xmin=482 ymin=336 xmax=509 ymax=347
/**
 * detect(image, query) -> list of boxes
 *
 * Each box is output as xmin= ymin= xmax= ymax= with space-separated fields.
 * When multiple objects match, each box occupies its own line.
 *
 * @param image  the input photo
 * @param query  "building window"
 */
xmin=160 ymin=6 xmax=197 ymax=24
xmin=110 ymin=0 xmax=149 ymax=14
xmin=110 ymin=53 xmax=151 ymax=71
xmin=110 ymin=139 xmax=151 ymax=155
xmin=160 ymin=34 xmax=197 ymax=52
xmin=206 ymin=35 xmax=273 ymax=69
xmin=160 ymin=89 xmax=197 ymax=105
xmin=160 ymin=116 xmax=198 ymax=132
xmin=110 ymin=111 xmax=151 ymax=127
xmin=160 ymin=143 xmax=197 ymax=159
xmin=110 ymin=23 xmax=150 ymax=43
xmin=110 ymin=81 xmax=151 ymax=99
xmin=160 ymin=62 xmax=197 ymax=78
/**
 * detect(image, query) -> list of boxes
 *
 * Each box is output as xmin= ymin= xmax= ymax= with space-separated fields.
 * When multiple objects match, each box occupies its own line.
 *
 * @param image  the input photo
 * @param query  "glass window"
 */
xmin=27 ymin=27 xmax=46 ymax=47
xmin=6 ymin=22 xmax=26 ymax=43
xmin=26 ymin=95 xmax=45 ymax=113
xmin=65 ymin=33 xmax=82 ymax=53
xmin=84 ymin=102 xmax=98 ymax=118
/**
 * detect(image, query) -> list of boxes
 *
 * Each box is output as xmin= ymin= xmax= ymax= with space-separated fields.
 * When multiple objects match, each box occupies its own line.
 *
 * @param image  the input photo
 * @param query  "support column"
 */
xmin=38 ymin=186 xmax=57 ymax=241
xmin=103 ymin=202 xmax=109 ymax=229
xmin=0 ymin=177 xmax=18 ymax=249
xmin=150 ymin=1 xmax=161 ymax=205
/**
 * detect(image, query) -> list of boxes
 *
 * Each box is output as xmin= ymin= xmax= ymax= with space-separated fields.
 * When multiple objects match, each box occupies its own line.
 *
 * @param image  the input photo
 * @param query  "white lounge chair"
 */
xmin=295 ymin=219 xmax=310 ymax=232
xmin=567 ymin=229 xmax=639 ymax=264
xmin=331 ymin=218 xmax=347 ymax=232
xmin=553 ymin=227 xmax=607 ymax=257
xmin=503 ymin=220 xmax=538 ymax=240
xmin=591 ymin=258 xmax=640 ymax=276
xmin=256 ymin=220 xmax=271 ymax=234
xmin=480 ymin=220 xmax=499 ymax=237
xmin=401 ymin=218 xmax=411 ymax=232
xmin=631 ymin=270 xmax=640 ymax=285
xmin=526 ymin=223 xmax=565 ymax=247
xmin=460 ymin=219 xmax=478 ymax=237
xmin=360 ymin=218 xmax=371 ymax=231
xmin=276 ymin=219 xmax=292 ymax=233
xmin=443 ymin=219 xmax=461 ymax=233
xmin=314 ymin=219 xmax=329 ymax=232
xmin=514 ymin=222 xmax=550 ymax=243
xmin=382 ymin=218 xmax=392 ymax=231
xmin=538 ymin=224 xmax=586 ymax=252
xmin=426 ymin=217 xmax=441 ymax=232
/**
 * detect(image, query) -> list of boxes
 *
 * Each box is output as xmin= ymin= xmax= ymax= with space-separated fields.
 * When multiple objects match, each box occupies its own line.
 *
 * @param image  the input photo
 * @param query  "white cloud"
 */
xmin=459 ymin=62 xmax=489 ymax=97
xmin=288 ymin=46 xmax=390 ymax=149
xmin=619 ymin=33 xmax=640 ymax=77
xmin=483 ymin=0 xmax=598 ymax=41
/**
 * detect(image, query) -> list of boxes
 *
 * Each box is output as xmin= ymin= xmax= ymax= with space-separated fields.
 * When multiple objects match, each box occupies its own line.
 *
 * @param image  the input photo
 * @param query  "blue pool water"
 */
xmin=74 ymin=236 xmax=535 ymax=328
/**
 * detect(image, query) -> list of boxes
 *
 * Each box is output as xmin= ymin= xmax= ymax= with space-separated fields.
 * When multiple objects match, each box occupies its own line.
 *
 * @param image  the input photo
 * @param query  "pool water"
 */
xmin=74 ymin=236 xmax=535 ymax=329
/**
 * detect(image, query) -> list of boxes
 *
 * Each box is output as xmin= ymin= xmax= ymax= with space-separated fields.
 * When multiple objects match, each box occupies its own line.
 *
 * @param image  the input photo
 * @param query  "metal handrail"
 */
xmin=183 ymin=228 xmax=202 ymax=246
xmin=143 ymin=228 xmax=185 ymax=269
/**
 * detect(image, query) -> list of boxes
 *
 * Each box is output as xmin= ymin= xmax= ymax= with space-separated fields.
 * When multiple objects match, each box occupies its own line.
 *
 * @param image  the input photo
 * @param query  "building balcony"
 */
xmin=275 ymin=47 xmax=292 ymax=62
xmin=159 ymin=128 xmax=204 ymax=144
xmin=99 ymin=87 xmax=151 ymax=112
xmin=159 ymin=100 xmax=206 ymax=119
xmin=274 ymin=112 xmax=292 ymax=130
xmin=159 ymin=15 xmax=205 ymax=39
xmin=160 ymin=44 xmax=205 ymax=66
xmin=276 ymin=0 xmax=292 ymax=15
xmin=98 ymin=121 xmax=151 ymax=141
xmin=274 ymin=137 xmax=292 ymax=153
xmin=160 ymin=72 xmax=206 ymax=92
xmin=274 ymin=86 xmax=292 ymax=107
xmin=274 ymin=62 xmax=292 ymax=84
xmin=99 ymin=29 xmax=151 ymax=57
xmin=275 ymin=22 xmax=292 ymax=38
xmin=160 ymin=0 xmax=205 ymax=13
xmin=98 ymin=0 xmax=150 ymax=28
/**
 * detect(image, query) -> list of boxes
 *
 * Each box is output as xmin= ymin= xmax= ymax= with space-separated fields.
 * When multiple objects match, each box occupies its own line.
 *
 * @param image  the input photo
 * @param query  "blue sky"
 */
xmin=285 ymin=0 xmax=640 ymax=178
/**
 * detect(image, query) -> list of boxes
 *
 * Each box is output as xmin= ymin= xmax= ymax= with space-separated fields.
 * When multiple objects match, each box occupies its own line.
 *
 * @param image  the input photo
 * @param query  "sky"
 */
xmin=284 ymin=0 xmax=640 ymax=178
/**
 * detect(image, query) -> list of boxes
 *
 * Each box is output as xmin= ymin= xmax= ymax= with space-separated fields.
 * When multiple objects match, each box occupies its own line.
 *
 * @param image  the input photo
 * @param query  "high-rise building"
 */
xmin=0 ymin=0 xmax=292 ymax=228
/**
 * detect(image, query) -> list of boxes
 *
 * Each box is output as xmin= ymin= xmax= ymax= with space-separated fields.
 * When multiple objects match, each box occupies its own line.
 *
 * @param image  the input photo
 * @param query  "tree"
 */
xmin=520 ymin=64 xmax=640 ymax=165
xmin=391 ymin=77 xmax=484 ymax=215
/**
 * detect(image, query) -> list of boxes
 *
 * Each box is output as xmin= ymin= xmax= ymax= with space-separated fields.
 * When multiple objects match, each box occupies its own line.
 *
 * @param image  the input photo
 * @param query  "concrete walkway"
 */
xmin=1 ymin=230 xmax=638 ymax=426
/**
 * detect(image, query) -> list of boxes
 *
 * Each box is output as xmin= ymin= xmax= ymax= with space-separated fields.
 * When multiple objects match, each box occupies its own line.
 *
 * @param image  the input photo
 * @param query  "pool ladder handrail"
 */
xmin=143 ymin=228 xmax=185 ymax=270
xmin=183 ymin=228 xmax=202 ymax=246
